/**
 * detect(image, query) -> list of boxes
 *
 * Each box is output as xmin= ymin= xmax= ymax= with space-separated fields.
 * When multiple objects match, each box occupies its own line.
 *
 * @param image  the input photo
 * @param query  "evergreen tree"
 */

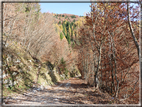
xmin=71 ymin=29 xmax=73 ymax=41
xmin=62 ymin=23 xmax=66 ymax=35
xmin=66 ymin=21 xmax=70 ymax=32
xmin=71 ymin=15 xmax=76 ymax=18
xmin=64 ymin=27 xmax=67 ymax=36
xmin=71 ymin=22 xmax=74 ymax=26
xmin=73 ymin=19 xmax=75 ymax=22
xmin=60 ymin=32 xmax=64 ymax=40
xmin=69 ymin=26 xmax=71 ymax=36
xmin=66 ymin=32 xmax=71 ymax=44
xmin=58 ymin=21 xmax=61 ymax=24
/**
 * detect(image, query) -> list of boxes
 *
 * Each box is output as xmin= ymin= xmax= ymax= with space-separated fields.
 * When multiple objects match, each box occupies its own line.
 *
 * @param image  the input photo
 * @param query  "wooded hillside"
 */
xmin=2 ymin=2 xmax=141 ymax=105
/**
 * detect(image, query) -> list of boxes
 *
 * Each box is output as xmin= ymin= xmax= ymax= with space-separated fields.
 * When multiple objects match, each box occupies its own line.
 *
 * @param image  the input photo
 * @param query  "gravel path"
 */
xmin=2 ymin=77 xmax=123 ymax=105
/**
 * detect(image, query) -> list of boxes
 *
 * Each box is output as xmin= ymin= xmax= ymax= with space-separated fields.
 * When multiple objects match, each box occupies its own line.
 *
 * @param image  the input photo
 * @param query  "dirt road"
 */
xmin=3 ymin=77 xmax=123 ymax=105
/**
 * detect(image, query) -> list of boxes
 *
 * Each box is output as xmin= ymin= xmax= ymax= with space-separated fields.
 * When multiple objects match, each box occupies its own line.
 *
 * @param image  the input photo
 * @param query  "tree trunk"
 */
xmin=94 ymin=47 xmax=102 ymax=88
xmin=127 ymin=3 xmax=139 ymax=57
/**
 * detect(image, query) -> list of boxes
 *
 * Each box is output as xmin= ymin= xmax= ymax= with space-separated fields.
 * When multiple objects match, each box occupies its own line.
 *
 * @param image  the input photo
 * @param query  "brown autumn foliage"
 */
xmin=75 ymin=3 xmax=140 ymax=103
xmin=3 ymin=3 xmax=78 ymax=79
xmin=2 ymin=2 xmax=140 ymax=104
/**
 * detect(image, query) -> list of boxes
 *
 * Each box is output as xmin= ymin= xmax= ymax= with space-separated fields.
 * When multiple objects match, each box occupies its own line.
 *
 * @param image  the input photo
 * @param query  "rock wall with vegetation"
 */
xmin=2 ymin=3 xmax=81 ymax=96
xmin=2 ymin=42 xmax=81 ymax=96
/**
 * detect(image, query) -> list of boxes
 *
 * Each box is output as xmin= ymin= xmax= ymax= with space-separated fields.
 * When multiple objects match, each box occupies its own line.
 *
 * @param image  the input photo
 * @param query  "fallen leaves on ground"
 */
xmin=3 ymin=77 xmax=125 ymax=105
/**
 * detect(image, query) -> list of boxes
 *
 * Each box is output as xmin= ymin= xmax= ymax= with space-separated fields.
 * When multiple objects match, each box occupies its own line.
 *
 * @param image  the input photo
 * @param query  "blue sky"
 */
xmin=39 ymin=3 xmax=91 ymax=16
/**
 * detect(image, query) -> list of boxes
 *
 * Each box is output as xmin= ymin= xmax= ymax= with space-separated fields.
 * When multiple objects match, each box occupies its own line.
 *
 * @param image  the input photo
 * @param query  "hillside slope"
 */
xmin=2 ymin=3 xmax=81 ymax=100
xmin=2 ymin=2 xmax=140 ymax=105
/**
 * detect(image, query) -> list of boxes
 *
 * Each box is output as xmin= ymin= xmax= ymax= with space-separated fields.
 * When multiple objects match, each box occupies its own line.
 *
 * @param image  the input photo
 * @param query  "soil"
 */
xmin=2 ymin=77 xmax=125 ymax=105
